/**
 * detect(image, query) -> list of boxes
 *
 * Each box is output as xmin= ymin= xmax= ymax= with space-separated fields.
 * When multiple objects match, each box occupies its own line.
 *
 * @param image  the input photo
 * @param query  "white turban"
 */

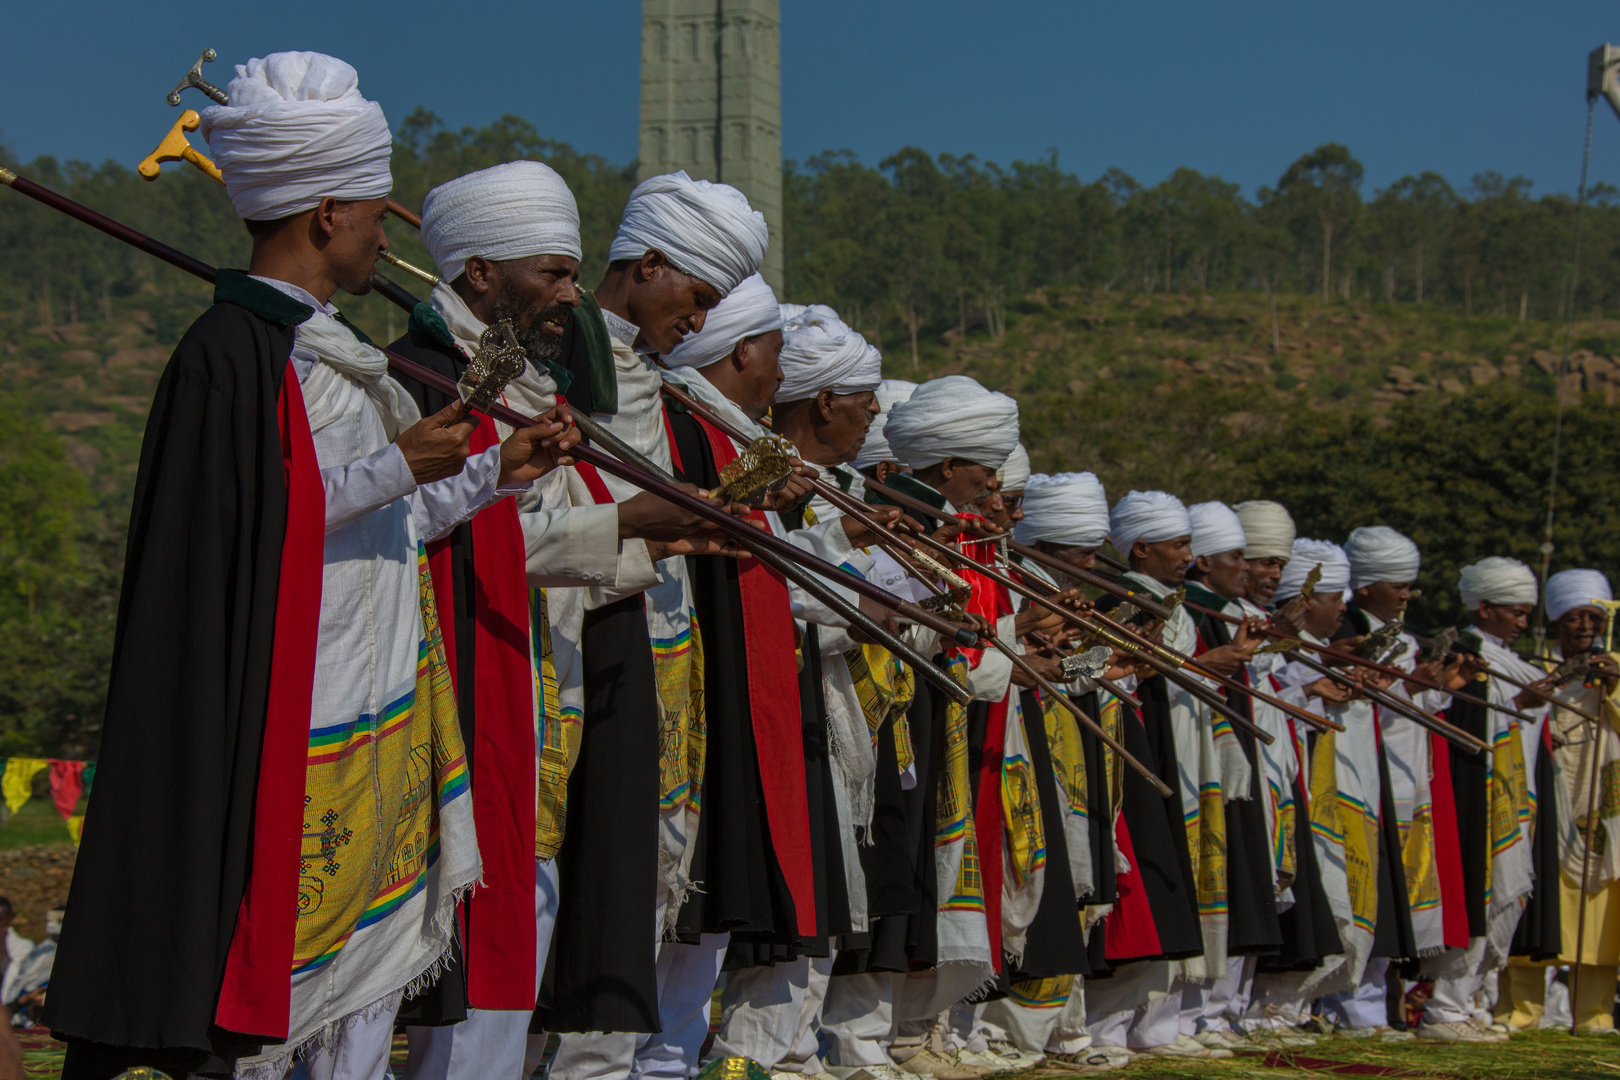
xmin=1546 ymin=568 xmax=1614 ymax=622
xmin=200 ymin=52 xmax=392 ymax=221
xmin=1458 ymin=556 xmax=1539 ymax=610
xmin=661 ymin=274 xmax=781 ymax=370
xmin=997 ymin=445 xmax=1031 ymax=492
xmin=1189 ymin=502 xmax=1247 ymax=559
xmin=883 ymin=376 xmax=1020 ymax=470
xmin=1276 ymin=538 xmax=1351 ymax=601
xmin=1109 ymin=491 xmax=1191 ymax=557
xmin=852 ymin=378 xmax=917 ymax=468
xmin=420 ymin=160 xmax=581 ymax=280
xmin=775 ymin=306 xmax=882 ymax=403
xmin=1344 ymin=526 xmax=1421 ymax=590
xmin=608 ymin=170 xmax=768 ymax=297
xmin=1234 ymin=500 xmax=1296 ymax=562
xmin=1014 ymin=472 xmax=1110 ymax=548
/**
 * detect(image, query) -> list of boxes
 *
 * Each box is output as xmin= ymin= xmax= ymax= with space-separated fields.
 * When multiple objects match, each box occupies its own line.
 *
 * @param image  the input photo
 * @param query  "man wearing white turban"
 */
xmin=49 ymin=53 xmax=579 ymax=1080
xmin=1014 ymin=473 xmax=1111 ymax=569
xmin=1084 ymin=494 xmax=1213 ymax=1059
xmin=852 ymin=377 xmax=918 ymax=474
xmin=1234 ymin=501 xmax=1296 ymax=610
xmin=1420 ymin=557 xmax=1552 ymax=1043
xmin=685 ymin=301 xmax=920 ymax=1080
xmin=1333 ymin=526 xmax=1460 ymax=1031
xmin=1179 ymin=504 xmax=1280 ymax=1049
xmin=391 ymin=161 xmax=718 ymax=1080
xmin=880 ymin=376 xmax=1020 ymax=520
xmin=1494 ymin=569 xmax=1620 ymax=1034
xmin=540 ymin=172 xmax=773 ymax=1074
xmin=1271 ymin=540 xmax=1404 ymax=1020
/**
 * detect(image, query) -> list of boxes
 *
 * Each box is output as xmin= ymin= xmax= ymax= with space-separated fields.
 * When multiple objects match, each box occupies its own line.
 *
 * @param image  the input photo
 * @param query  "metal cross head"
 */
xmin=1358 ymin=617 xmax=1403 ymax=658
xmin=1255 ymin=637 xmax=1302 ymax=655
xmin=456 ymin=320 xmax=529 ymax=416
xmin=167 ymin=48 xmax=227 ymax=107
xmin=1060 ymin=645 xmax=1114 ymax=682
xmin=1299 ymin=562 xmax=1324 ymax=599
xmin=1377 ymin=639 xmax=1411 ymax=666
xmin=714 ymin=434 xmax=796 ymax=505
xmin=1423 ymin=625 xmax=1459 ymax=664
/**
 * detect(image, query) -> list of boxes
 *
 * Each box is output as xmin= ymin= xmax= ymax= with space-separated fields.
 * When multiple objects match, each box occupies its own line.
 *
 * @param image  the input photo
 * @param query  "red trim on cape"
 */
xmin=428 ymin=418 xmax=539 ymax=1010
xmin=1105 ymin=760 xmax=1164 ymax=961
xmin=214 ymin=363 xmax=324 ymax=1037
xmin=695 ymin=417 xmax=817 ymax=937
xmin=1427 ymin=729 xmax=1470 ymax=948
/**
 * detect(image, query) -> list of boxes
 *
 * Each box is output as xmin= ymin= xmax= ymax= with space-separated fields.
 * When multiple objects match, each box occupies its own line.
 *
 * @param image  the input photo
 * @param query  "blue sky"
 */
xmin=5 ymin=1 xmax=1620 ymax=200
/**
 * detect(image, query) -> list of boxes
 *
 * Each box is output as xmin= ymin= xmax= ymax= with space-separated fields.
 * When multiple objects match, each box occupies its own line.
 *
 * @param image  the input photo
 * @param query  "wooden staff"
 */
xmin=858 ymin=476 xmax=1175 ymax=620
xmin=1409 ymin=630 xmax=1602 ymax=724
xmin=1279 ymin=649 xmax=1488 ymax=754
xmin=659 ymin=386 xmax=1170 ymax=794
xmin=1180 ymin=597 xmax=1542 ymax=725
xmin=0 ymin=166 xmax=981 ymax=702
xmin=867 ymin=503 xmax=1330 ymax=734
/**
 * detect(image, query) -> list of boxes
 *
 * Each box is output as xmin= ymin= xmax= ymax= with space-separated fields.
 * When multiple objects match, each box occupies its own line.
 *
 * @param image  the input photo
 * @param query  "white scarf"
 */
xmin=295 ymin=308 xmax=419 ymax=439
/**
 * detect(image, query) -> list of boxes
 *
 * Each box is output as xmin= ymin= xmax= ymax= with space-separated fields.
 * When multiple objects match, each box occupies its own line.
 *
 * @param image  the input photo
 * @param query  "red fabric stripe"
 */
xmin=977 ymin=697 xmax=1007 ymax=969
xmin=215 ymin=363 xmax=324 ymax=1037
xmin=1427 ymin=730 xmax=1470 ymax=948
xmin=462 ymin=420 xmax=541 ymax=1009
xmin=697 ymin=418 xmax=817 ymax=937
xmin=1105 ymin=771 xmax=1164 ymax=960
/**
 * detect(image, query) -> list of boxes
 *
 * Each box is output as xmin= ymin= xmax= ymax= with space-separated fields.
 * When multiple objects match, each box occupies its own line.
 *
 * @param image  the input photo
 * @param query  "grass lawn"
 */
xmin=0 ymin=801 xmax=75 ymax=851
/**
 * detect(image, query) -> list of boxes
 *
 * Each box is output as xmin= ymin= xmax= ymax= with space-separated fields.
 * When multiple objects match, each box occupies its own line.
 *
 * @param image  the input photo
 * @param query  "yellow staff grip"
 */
xmin=138 ymin=110 xmax=222 ymax=184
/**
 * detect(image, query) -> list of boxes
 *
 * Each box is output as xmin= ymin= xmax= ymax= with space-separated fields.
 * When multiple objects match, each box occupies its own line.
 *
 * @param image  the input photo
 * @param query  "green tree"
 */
xmin=1264 ymin=144 xmax=1365 ymax=301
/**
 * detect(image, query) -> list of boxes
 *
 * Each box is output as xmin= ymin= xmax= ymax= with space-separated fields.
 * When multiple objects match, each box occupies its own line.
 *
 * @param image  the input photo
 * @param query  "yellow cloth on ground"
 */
xmin=0 ymin=759 xmax=46 ymax=815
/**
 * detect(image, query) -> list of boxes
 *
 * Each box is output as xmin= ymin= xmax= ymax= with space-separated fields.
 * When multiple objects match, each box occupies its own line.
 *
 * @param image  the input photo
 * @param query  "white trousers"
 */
xmin=1426 ymin=939 xmax=1488 ymax=1025
xmin=819 ymin=972 xmax=900 ymax=1067
xmin=298 ymin=997 xmax=402 ymax=1080
xmin=1083 ymin=962 xmax=1174 ymax=1049
xmin=983 ymin=996 xmax=1063 ymax=1054
xmin=547 ymin=932 xmax=728 ymax=1080
xmin=709 ymin=955 xmax=833 ymax=1072
xmin=1190 ymin=957 xmax=1249 ymax=1034
xmin=406 ymin=859 xmax=561 ymax=1080
xmin=1321 ymin=957 xmax=1389 ymax=1029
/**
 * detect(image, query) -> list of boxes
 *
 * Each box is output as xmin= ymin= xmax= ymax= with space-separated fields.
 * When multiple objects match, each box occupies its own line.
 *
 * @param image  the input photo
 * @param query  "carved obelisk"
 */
xmin=639 ymin=0 xmax=783 ymax=291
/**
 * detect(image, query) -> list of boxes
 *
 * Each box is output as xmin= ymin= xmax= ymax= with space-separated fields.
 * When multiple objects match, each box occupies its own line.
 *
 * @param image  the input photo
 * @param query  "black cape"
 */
xmin=1008 ymin=690 xmax=1090 ymax=978
xmin=49 ymin=273 xmax=314 ymax=1079
xmin=1185 ymin=583 xmax=1284 ymax=959
xmin=665 ymin=407 xmax=803 ymax=946
xmin=535 ymin=299 xmax=663 ymax=1035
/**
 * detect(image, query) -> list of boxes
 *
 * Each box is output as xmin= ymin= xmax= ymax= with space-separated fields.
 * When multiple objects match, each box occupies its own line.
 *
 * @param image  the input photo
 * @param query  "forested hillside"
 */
xmin=2 ymin=110 xmax=1616 ymax=756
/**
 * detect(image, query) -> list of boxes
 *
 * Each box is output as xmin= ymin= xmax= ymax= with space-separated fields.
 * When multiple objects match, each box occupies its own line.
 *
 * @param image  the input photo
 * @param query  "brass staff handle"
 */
xmin=137 ymin=116 xmax=441 ymax=287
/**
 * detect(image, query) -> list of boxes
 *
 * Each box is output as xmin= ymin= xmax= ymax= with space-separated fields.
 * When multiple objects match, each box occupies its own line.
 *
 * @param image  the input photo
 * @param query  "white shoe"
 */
xmin=1146 ymin=1034 xmax=1231 ymax=1058
xmin=983 ymin=1040 xmax=1045 ymax=1070
xmin=893 ymin=1048 xmax=988 ymax=1080
xmin=1417 ymin=1020 xmax=1497 ymax=1043
xmin=826 ymin=1066 xmax=913 ymax=1080
xmin=1040 ymin=1049 xmax=1130 ymax=1071
xmin=1193 ymin=1029 xmax=1247 ymax=1049
xmin=952 ymin=1050 xmax=1012 ymax=1075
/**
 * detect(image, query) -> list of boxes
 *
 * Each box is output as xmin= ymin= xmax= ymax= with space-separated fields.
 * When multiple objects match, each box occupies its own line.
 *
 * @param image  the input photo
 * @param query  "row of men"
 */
xmin=36 ymin=49 xmax=1620 ymax=1080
